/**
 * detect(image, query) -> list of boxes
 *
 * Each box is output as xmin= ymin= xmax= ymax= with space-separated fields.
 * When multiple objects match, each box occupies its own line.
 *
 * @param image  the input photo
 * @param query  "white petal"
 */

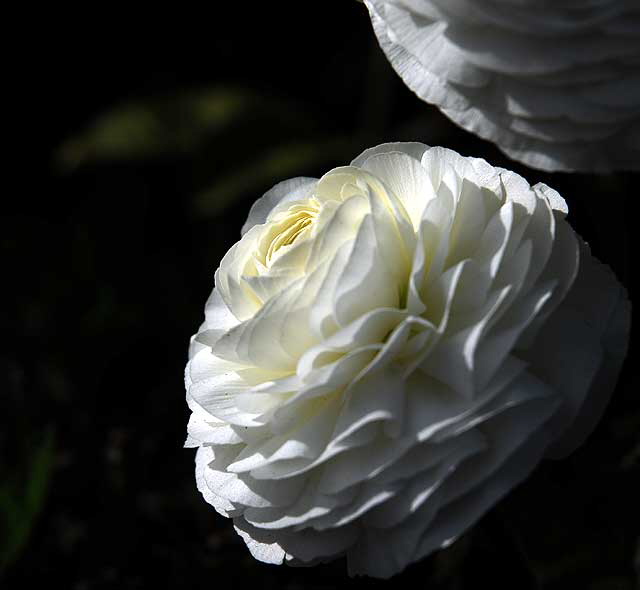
xmin=233 ymin=520 xmax=287 ymax=564
xmin=360 ymin=151 xmax=437 ymax=229
xmin=350 ymin=142 xmax=430 ymax=167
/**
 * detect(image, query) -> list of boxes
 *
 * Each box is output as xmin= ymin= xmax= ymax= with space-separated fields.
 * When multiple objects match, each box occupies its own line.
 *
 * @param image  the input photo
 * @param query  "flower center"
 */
xmin=265 ymin=199 xmax=320 ymax=267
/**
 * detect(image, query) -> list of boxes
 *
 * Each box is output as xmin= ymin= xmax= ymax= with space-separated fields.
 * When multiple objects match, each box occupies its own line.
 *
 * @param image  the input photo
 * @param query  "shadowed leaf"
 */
xmin=192 ymin=138 xmax=354 ymax=217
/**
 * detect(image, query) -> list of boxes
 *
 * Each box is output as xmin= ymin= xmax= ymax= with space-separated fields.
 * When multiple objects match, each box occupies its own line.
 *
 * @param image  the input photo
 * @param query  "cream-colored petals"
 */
xmin=363 ymin=0 xmax=640 ymax=172
xmin=216 ymin=165 xmax=416 ymax=324
xmin=185 ymin=143 xmax=630 ymax=577
xmin=241 ymin=177 xmax=317 ymax=236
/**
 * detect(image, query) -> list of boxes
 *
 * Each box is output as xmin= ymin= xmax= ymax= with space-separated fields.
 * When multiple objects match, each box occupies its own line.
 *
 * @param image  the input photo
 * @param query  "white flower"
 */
xmin=185 ymin=142 xmax=630 ymax=578
xmin=362 ymin=1 xmax=640 ymax=173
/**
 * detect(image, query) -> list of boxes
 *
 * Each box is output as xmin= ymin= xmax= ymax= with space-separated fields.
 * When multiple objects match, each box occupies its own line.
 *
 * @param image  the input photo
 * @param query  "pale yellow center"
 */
xmin=264 ymin=199 xmax=320 ymax=267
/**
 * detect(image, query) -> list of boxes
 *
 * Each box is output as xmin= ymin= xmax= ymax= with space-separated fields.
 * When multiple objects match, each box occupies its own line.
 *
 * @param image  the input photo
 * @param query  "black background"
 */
xmin=2 ymin=3 xmax=638 ymax=589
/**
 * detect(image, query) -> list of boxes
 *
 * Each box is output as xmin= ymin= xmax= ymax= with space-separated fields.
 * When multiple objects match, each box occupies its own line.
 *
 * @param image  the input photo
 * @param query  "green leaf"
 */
xmin=0 ymin=429 xmax=55 ymax=570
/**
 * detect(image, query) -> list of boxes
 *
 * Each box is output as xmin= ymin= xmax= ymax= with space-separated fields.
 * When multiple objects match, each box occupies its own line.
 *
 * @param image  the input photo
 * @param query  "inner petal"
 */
xmin=263 ymin=201 xmax=321 ymax=267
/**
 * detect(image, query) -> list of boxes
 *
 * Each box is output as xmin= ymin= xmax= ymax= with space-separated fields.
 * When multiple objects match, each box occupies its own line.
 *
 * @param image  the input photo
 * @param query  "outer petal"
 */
xmin=532 ymin=243 xmax=631 ymax=457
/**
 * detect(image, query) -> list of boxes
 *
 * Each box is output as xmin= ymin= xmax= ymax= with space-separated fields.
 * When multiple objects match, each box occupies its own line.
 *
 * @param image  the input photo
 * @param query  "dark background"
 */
xmin=2 ymin=3 xmax=638 ymax=589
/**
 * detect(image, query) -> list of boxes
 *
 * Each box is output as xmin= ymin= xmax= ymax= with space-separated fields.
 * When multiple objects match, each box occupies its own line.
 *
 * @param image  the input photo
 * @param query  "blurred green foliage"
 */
xmin=55 ymin=88 xmax=319 ymax=169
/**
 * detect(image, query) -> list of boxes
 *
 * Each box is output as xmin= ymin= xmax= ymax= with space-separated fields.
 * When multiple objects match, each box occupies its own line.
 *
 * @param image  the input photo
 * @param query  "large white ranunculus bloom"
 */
xmin=362 ymin=1 xmax=640 ymax=173
xmin=185 ymin=143 xmax=630 ymax=578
